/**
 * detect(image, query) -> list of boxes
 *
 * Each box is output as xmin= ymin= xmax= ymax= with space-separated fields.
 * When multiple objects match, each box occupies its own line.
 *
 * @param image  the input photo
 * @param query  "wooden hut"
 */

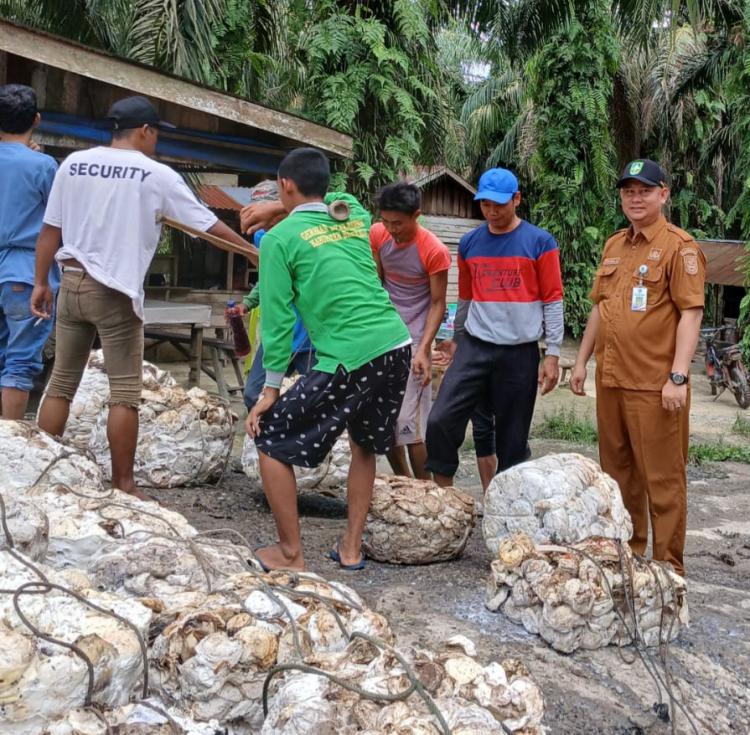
xmin=412 ymin=166 xmax=483 ymax=303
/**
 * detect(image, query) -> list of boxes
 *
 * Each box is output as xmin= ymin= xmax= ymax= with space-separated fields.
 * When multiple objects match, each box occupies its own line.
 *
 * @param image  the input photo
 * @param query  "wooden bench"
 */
xmin=144 ymin=329 xmax=245 ymax=400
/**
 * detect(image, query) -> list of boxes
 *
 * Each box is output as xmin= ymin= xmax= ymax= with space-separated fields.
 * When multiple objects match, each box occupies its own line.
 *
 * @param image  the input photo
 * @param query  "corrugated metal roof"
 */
xmin=698 ymin=239 xmax=748 ymax=287
xmin=198 ymin=185 xmax=243 ymax=211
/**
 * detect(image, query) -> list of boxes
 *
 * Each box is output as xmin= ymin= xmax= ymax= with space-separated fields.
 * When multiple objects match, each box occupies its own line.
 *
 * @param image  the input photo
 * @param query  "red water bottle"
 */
xmin=225 ymin=300 xmax=251 ymax=357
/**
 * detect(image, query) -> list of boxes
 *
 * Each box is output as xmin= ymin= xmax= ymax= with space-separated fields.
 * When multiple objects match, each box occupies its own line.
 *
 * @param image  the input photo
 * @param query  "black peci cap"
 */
xmin=616 ymin=159 xmax=668 ymax=188
xmin=105 ymin=95 xmax=176 ymax=131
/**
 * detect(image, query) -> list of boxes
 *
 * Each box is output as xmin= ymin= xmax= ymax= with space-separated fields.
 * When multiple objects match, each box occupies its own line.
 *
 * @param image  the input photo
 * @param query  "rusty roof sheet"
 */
xmin=698 ymin=240 xmax=748 ymax=287
xmin=198 ymin=185 xmax=242 ymax=211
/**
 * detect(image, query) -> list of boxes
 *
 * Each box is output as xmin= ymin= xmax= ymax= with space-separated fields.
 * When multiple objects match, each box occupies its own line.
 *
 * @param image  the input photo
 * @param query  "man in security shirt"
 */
xmin=31 ymin=96 xmax=251 ymax=500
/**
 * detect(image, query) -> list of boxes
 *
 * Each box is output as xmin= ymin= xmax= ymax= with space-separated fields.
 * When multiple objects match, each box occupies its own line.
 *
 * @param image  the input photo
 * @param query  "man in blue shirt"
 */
xmin=240 ymin=226 xmax=314 ymax=409
xmin=0 ymin=85 xmax=58 ymax=418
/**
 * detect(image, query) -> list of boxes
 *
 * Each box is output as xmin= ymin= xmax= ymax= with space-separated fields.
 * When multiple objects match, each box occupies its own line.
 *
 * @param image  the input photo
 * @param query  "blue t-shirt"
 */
xmin=254 ymin=229 xmax=313 ymax=354
xmin=0 ymin=142 xmax=60 ymax=289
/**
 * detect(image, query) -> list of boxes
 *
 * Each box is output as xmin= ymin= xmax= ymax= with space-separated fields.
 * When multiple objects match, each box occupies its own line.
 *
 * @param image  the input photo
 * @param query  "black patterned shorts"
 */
xmin=255 ymin=345 xmax=411 ymax=467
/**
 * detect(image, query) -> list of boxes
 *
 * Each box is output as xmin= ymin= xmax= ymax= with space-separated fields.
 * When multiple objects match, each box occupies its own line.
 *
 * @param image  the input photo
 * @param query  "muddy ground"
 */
xmin=140 ymin=347 xmax=750 ymax=734
xmin=146 ymin=438 xmax=748 ymax=735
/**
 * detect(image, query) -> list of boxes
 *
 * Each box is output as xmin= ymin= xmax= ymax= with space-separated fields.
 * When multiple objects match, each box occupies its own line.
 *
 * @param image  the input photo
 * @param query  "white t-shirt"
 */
xmin=44 ymin=146 xmax=218 ymax=319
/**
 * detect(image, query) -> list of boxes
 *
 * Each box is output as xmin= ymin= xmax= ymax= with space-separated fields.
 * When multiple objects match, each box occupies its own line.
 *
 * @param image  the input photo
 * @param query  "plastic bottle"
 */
xmin=225 ymin=300 xmax=251 ymax=357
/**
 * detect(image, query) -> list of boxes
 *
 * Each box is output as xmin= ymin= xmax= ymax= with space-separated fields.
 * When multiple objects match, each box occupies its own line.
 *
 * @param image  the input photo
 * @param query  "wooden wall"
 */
xmin=420 ymin=177 xmax=481 ymax=219
xmin=420 ymin=215 xmax=483 ymax=303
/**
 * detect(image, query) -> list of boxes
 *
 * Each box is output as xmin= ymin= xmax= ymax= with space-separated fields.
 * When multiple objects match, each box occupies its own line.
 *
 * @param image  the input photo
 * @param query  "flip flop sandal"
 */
xmin=251 ymin=548 xmax=272 ymax=573
xmin=327 ymin=540 xmax=366 ymax=571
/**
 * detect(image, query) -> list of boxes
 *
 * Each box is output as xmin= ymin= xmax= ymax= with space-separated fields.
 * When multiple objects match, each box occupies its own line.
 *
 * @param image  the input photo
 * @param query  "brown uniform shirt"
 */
xmin=590 ymin=216 xmax=706 ymax=391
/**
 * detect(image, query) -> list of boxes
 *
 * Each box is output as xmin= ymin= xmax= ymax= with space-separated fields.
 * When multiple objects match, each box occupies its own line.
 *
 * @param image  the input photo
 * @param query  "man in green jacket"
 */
xmin=246 ymin=148 xmax=411 ymax=572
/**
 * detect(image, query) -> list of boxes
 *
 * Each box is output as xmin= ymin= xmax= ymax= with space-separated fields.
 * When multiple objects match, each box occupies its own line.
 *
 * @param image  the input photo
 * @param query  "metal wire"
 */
xmin=262 ymin=631 xmax=452 ymax=735
xmin=549 ymin=540 xmax=705 ymax=735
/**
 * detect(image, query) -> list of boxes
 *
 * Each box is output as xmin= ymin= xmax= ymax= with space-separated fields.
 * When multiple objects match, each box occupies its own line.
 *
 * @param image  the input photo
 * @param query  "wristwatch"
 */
xmin=669 ymin=372 xmax=688 ymax=386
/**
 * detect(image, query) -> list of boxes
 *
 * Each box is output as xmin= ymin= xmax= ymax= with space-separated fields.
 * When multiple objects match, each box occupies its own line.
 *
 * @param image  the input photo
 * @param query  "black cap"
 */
xmin=106 ymin=95 xmax=176 ymax=131
xmin=616 ymin=159 xmax=668 ymax=188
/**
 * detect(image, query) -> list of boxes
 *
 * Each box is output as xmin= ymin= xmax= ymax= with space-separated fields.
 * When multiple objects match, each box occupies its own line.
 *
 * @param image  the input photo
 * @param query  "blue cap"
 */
xmin=474 ymin=168 xmax=519 ymax=205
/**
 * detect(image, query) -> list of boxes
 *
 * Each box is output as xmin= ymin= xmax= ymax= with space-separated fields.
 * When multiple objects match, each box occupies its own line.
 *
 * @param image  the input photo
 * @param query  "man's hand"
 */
xmin=570 ymin=363 xmax=587 ymax=396
xmin=30 ymin=285 xmax=54 ymax=320
xmin=436 ymin=339 xmax=457 ymax=361
xmin=662 ymin=380 xmax=688 ymax=412
xmin=237 ymin=303 xmax=249 ymax=317
xmin=27 ymin=140 xmax=41 ymax=152
xmin=538 ymin=355 xmax=559 ymax=395
xmin=412 ymin=347 xmax=432 ymax=386
xmin=240 ymin=200 xmax=286 ymax=235
xmin=245 ymin=387 xmax=280 ymax=438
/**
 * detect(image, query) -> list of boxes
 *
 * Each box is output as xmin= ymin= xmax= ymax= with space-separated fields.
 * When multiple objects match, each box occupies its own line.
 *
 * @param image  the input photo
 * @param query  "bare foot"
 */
xmin=114 ymin=483 xmax=164 ymax=505
xmin=254 ymin=543 xmax=305 ymax=572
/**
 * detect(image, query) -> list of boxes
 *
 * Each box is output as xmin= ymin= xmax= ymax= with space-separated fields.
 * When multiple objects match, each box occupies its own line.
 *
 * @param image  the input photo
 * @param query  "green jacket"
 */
xmin=259 ymin=193 xmax=409 ymax=386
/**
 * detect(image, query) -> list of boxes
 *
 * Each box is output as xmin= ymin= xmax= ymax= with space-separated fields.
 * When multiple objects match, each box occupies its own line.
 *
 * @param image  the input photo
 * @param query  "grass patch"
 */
xmin=688 ymin=442 xmax=750 ymax=465
xmin=732 ymin=413 xmax=750 ymax=439
xmin=533 ymin=408 xmax=598 ymax=445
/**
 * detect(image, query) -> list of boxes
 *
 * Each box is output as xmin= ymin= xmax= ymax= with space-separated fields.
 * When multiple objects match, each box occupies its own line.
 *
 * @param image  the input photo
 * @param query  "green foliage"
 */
xmin=289 ymin=0 xmax=460 ymax=201
xmin=532 ymin=408 xmax=599 ymax=445
xmin=732 ymin=413 xmax=750 ymax=439
xmin=525 ymin=2 xmax=620 ymax=335
xmin=688 ymin=442 xmax=750 ymax=465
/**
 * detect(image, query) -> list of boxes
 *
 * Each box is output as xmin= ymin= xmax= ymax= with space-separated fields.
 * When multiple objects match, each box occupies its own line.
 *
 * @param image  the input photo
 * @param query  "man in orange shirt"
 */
xmin=370 ymin=182 xmax=451 ymax=479
xmin=571 ymin=159 xmax=705 ymax=576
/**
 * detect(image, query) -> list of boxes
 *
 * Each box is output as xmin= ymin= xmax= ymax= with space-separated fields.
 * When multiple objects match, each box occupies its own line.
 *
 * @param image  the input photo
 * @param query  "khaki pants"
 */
xmin=46 ymin=270 xmax=143 ymax=408
xmin=596 ymin=381 xmax=689 ymax=575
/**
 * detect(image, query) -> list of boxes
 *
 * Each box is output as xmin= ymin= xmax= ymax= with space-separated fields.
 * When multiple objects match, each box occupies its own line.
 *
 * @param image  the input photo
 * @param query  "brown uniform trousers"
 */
xmin=590 ymin=216 xmax=706 ymax=576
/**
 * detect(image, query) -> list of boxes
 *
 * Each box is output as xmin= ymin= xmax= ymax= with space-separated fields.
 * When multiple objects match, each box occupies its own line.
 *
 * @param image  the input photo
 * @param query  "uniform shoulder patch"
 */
xmin=666 ymin=223 xmax=694 ymax=243
xmin=681 ymin=249 xmax=699 ymax=275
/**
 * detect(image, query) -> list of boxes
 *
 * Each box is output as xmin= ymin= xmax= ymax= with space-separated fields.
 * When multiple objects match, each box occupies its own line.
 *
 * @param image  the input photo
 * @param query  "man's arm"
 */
xmin=240 ymin=200 xmax=287 ymax=235
xmin=536 ymin=243 xmax=564 ymax=395
xmin=662 ymin=307 xmax=703 ymax=411
xmin=243 ymin=284 xmax=260 ymax=313
xmin=208 ymin=219 xmax=257 ymax=255
xmin=570 ymin=305 xmax=600 ymax=396
xmin=412 ymin=271 xmax=447 ymax=385
xmin=30 ymin=224 xmax=62 ymax=319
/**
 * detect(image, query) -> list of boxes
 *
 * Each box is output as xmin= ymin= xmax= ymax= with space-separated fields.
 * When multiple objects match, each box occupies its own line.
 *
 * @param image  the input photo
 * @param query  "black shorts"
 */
xmin=255 ymin=345 xmax=410 ymax=467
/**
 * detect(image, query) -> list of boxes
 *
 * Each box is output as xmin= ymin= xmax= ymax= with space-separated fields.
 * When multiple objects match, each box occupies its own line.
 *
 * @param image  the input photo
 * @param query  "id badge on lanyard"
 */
xmin=632 ymin=265 xmax=648 ymax=312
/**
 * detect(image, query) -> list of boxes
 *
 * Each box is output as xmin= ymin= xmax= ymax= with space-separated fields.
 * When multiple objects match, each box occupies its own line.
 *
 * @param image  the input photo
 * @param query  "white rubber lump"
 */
xmin=485 ymin=533 xmax=689 ymax=653
xmin=48 ymin=351 xmax=236 ymax=488
xmin=14 ymin=482 xmax=199 ymax=571
xmin=0 ymin=548 xmax=152 ymax=735
xmin=149 ymin=570 xmax=394 ymax=730
xmin=262 ymin=634 xmax=545 ymax=734
xmin=0 ymin=496 xmax=48 ymax=562
xmin=483 ymin=453 xmax=633 ymax=554
xmin=0 ymin=420 xmax=104 ymax=494
xmin=362 ymin=475 xmax=476 ymax=564
xmin=60 ymin=351 xmax=176 ymax=451
xmin=43 ymin=699 xmax=221 ymax=735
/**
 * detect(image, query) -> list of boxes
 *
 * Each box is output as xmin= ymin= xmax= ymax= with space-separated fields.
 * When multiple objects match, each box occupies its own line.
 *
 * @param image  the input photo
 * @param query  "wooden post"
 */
xmin=189 ymin=325 xmax=203 ymax=387
xmin=0 ymin=51 xmax=7 ymax=84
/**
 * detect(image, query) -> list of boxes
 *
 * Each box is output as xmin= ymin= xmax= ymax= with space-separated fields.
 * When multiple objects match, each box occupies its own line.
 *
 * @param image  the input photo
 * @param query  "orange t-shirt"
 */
xmin=370 ymin=222 xmax=451 ymax=342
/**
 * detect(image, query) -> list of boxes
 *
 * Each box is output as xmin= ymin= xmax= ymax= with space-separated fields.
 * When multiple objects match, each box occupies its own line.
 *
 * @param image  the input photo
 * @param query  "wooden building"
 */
xmin=412 ymin=166 xmax=483 ymax=303
xmin=0 ymin=19 xmax=353 ymax=326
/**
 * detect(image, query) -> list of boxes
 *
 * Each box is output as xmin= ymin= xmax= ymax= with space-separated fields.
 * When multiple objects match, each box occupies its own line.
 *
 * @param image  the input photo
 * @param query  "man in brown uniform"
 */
xmin=570 ymin=159 xmax=705 ymax=576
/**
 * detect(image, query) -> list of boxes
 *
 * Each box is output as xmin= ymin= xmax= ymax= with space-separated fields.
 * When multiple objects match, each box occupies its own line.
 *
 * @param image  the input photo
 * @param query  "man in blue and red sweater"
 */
xmin=425 ymin=167 xmax=563 ymax=486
